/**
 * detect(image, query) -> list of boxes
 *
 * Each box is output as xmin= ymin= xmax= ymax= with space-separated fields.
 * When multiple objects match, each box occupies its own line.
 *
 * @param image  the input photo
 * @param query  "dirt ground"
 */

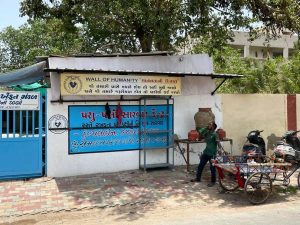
xmin=2 ymin=183 xmax=300 ymax=225
xmin=1 ymin=164 xmax=300 ymax=225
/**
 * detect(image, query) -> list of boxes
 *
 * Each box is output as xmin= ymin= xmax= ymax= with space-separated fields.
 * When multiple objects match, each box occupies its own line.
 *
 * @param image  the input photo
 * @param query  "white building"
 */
xmin=229 ymin=31 xmax=298 ymax=59
xmin=182 ymin=31 xmax=298 ymax=59
xmin=0 ymin=53 xmax=241 ymax=179
xmin=45 ymin=53 xmax=240 ymax=177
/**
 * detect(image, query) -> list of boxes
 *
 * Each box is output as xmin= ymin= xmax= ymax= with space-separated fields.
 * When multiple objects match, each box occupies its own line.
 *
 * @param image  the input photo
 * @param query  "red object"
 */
xmin=236 ymin=167 xmax=245 ymax=188
xmin=215 ymin=163 xmax=245 ymax=188
xmin=116 ymin=103 xmax=123 ymax=127
xmin=217 ymin=128 xmax=226 ymax=140
xmin=287 ymin=94 xmax=297 ymax=131
xmin=188 ymin=130 xmax=199 ymax=141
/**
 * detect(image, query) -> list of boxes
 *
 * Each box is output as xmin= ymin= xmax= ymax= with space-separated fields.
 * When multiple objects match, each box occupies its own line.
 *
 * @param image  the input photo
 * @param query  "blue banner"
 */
xmin=69 ymin=104 xmax=173 ymax=154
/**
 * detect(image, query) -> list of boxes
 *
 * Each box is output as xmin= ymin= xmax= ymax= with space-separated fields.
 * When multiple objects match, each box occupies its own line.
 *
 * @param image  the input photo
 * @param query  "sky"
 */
xmin=0 ymin=0 xmax=28 ymax=31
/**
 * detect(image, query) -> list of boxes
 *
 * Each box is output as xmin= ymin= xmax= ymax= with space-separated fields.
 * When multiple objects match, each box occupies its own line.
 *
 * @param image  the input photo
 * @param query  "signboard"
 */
xmin=61 ymin=73 xmax=181 ymax=96
xmin=0 ymin=91 xmax=40 ymax=110
xmin=68 ymin=104 xmax=173 ymax=154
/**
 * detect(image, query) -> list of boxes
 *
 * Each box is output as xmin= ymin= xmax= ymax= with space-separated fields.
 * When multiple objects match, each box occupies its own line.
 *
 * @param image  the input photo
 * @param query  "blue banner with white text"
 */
xmin=68 ymin=104 xmax=173 ymax=154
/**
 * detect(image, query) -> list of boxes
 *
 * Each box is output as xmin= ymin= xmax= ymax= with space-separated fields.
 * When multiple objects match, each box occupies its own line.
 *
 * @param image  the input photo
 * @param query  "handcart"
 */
xmin=212 ymin=155 xmax=299 ymax=204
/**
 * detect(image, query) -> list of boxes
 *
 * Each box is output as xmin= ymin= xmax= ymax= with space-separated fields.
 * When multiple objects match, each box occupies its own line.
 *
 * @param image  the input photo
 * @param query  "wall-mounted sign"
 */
xmin=48 ymin=114 xmax=68 ymax=134
xmin=61 ymin=73 xmax=181 ymax=96
xmin=68 ymin=104 xmax=173 ymax=154
xmin=0 ymin=91 xmax=40 ymax=110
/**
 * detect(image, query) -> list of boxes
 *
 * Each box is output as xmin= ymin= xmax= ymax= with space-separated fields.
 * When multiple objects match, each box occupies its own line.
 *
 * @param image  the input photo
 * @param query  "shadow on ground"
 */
xmin=54 ymin=165 xmax=300 ymax=222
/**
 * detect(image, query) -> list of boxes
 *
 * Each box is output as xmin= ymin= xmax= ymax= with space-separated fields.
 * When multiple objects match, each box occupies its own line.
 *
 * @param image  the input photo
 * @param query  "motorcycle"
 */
xmin=273 ymin=130 xmax=300 ymax=163
xmin=242 ymin=130 xmax=266 ymax=162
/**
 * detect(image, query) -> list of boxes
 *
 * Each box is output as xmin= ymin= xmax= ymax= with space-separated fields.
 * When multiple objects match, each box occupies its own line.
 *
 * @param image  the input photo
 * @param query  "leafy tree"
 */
xmin=3 ymin=0 xmax=300 ymax=94
xmin=19 ymin=0 xmax=300 ymax=53
xmin=280 ymin=53 xmax=300 ymax=93
xmin=20 ymin=0 xmax=186 ymax=53
xmin=193 ymin=39 xmax=300 ymax=94
xmin=0 ymin=19 xmax=83 ymax=72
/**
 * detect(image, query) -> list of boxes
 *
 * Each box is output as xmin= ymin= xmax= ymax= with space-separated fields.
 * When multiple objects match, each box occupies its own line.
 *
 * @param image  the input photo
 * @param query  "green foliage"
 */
xmin=21 ymin=0 xmax=187 ymax=53
xmin=275 ymin=185 xmax=298 ymax=194
xmin=1 ymin=0 xmax=300 ymax=95
xmin=19 ymin=0 xmax=300 ymax=53
xmin=193 ymin=39 xmax=300 ymax=94
xmin=0 ymin=19 xmax=83 ymax=72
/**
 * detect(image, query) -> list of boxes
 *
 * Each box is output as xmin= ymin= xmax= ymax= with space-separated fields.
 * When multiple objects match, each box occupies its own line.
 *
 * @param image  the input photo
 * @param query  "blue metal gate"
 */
xmin=0 ymin=93 xmax=44 ymax=180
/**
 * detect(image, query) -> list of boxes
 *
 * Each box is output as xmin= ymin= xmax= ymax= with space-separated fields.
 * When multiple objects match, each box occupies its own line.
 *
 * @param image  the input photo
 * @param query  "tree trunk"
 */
xmin=136 ymin=27 xmax=153 ymax=52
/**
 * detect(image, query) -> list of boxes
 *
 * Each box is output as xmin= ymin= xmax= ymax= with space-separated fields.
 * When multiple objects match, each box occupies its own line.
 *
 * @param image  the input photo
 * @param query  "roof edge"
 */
xmin=44 ymin=68 xmax=243 ymax=78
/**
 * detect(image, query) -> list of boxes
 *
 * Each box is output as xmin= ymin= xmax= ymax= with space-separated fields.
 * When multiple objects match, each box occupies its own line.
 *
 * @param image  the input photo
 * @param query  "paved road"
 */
xmin=150 ymin=201 xmax=300 ymax=225
xmin=111 ymin=199 xmax=300 ymax=225
xmin=3 ymin=197 xmax=300 ymax=225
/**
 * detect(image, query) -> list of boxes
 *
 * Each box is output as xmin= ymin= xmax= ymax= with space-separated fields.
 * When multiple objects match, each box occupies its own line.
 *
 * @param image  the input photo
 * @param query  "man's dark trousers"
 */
xmin=196 ymin=153 xmax=216 ymax=183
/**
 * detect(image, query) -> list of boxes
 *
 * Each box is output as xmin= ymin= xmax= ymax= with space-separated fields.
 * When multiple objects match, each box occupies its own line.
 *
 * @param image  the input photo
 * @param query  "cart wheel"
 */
xmin=297 ymin=172 xmax=300 ymax=188
xmin=219 ymin=170 xmax=239 ymax=192
xmin=244 ymin=172 xmax=272 ymax=205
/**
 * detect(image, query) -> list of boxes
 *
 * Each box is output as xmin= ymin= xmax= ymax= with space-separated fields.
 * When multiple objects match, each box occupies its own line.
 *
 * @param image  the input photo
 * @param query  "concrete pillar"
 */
xmin=244 ymin=45 xmax=250 ymax=57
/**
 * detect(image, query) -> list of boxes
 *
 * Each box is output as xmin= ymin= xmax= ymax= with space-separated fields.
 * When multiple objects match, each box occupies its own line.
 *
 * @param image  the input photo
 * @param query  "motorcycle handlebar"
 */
xmin=290 ymin=130 xmax=300 ymax=135
xmin=283 ymin=130 xmax=300 ymax=138
xmin=292 ymin=130 xmax=300 ymax=136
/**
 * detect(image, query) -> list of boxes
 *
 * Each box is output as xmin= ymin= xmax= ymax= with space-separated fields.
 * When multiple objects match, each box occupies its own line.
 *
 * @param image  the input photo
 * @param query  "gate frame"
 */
xmin=0 ymin=91 xmax=46 ymax=180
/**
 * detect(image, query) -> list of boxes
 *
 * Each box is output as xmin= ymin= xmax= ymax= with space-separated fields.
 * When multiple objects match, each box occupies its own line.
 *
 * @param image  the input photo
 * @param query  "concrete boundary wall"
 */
xmin=221 ymin=94 xmax=300 ymax=155
xmin=47 ymin=91 xmax=299 ymax=176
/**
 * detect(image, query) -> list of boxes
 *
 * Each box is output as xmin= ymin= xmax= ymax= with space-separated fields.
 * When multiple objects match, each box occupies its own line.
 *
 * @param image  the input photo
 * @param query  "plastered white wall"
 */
xmin=221 ymin=94 xmax=287 ymax=155
xmin=173 ymin=93 xmax=222 ymax=165
xmin=46 ymin=76 xmax=220 ymax=177
xmin=47 ymin=99 xmax=140 ymax=177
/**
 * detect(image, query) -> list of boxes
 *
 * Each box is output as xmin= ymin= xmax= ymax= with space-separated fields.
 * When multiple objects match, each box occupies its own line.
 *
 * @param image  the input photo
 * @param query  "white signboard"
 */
xmin=0 ymin=91 xmax=40 ymax=110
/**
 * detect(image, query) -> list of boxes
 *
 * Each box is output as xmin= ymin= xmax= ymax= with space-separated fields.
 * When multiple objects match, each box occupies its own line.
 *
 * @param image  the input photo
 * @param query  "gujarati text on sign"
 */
xmin=0 ymin=91 xmax=40 ymax=110
xmin=60 ymin=73 xmax=181 ymax=96
xmin=68 ymin=104 xmax=174 ymax=153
